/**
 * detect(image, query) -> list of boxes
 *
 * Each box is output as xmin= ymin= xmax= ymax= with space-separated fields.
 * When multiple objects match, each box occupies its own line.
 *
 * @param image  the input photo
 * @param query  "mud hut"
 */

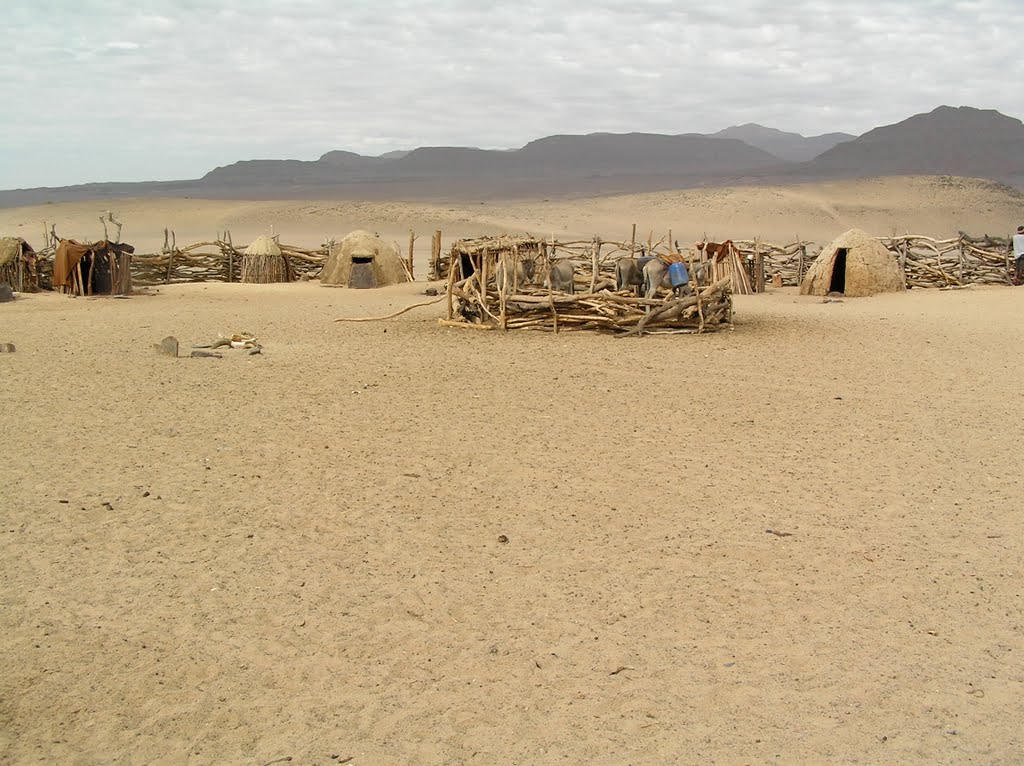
xmin=321 ymin=230 xmax=409 ymax=288
xmin=241 ymin=236 xmax=290 ymax=283
xmin=800 ymin=229 xmax=905 ymax=297
xmin=0 ymin=237 xmax=38 ymax=292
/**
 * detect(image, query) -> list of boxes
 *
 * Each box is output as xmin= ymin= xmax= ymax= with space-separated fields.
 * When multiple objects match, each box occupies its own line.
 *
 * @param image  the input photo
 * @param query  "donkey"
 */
xmin=544 ymin=259 xmax=576 ymax=294
xmin=494 ymin=256 xmax=537 ymax=293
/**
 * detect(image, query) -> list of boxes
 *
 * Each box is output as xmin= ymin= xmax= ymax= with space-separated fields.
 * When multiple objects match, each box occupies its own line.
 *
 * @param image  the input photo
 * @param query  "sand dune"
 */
xmin=1 ymin=177 xmax=1020 ymax=270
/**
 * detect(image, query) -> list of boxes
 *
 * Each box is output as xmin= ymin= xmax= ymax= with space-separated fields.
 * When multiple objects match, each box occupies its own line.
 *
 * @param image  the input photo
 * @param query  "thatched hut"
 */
xmin=242 ymin=236 xmax=290 ymax=283
xmin=800 ymin=229 xmax=905 ymax=297
xmin=0 ymin=237 xmax=38 ymax=292
xmin=321 ymin=230 xmax=409 ymax=288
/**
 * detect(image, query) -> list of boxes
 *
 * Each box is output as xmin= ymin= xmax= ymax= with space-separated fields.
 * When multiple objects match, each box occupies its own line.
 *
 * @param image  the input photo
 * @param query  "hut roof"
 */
xmin=320 ymin=230 xmax=409 ymax=288
xmin=244 ymin=236 xmax=282 ymax=257
xmin=800 ymin=228 xmax=905 ymax=297
xmin=0 ymin=237 xmax=29 ymax=268
xmin=451 ymin=235 xmax=542 ymax=256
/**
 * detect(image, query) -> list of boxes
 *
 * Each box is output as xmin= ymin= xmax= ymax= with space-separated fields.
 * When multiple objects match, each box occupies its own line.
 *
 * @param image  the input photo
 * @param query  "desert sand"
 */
xmin=1 ymin=175 xmax=1022 ymax=268
xmin=2 ymin=178 xmax=1023 ymax=765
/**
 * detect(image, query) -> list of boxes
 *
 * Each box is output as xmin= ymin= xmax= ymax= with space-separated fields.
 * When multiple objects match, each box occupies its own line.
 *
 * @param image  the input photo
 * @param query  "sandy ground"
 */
xmin=1 ymin=273 xmax=1023 ymax=764
xmin=1 ymin=175 xmax=1022 ymax=273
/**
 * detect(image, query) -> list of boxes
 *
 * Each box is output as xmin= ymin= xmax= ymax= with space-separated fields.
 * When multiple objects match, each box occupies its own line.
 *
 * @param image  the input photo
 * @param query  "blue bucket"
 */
xmin=668 ymin=261 xmax=689 ymax=287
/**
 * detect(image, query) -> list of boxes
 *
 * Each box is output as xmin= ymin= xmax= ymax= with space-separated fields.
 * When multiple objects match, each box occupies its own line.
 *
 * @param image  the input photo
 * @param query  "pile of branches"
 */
xmin=878 ymin=234 xmax=1012 ymax=288
xmin=445 ymin=258 xmax=732 ymax=335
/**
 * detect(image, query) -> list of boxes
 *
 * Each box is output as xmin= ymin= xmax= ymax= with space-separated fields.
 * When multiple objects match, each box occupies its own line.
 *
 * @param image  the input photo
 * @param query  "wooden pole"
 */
xmin=496 ymin=247 xmax=510 ymax=331
xmin=445 ymin=247 xmax=457 ymax=320
xmin=407 ymin=230 xmax=415 ymax=281
xmin=433 ymin=229 xmax=442 ymax=280
xmin=630 ymin=224 xmax=636 ymax=257
xmin=227 ymin=230 xmax=235 ymax=283
xmin=957 ymin=235 xmax=965 ymax=283
xmin=754 ymin=237 xmax=765 ymax=293
xmin=549 ymin=282 xmax=559 ymax=334
xmin=589 ymin=236 xmax=601 ymax=293
xmin=86 ymin=252 xmax=95 ymax=295
xmin=480 ymin=245 xmax=490 ymax=316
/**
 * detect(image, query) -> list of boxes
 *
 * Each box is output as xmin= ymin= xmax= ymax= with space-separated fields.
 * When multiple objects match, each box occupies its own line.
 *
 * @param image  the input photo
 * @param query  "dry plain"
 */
xmin=1 ymin=177 xmax=1023 ymax=765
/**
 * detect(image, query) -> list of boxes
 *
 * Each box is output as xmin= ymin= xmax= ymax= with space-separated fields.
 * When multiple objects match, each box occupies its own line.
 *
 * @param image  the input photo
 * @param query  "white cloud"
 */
xmin=1 ymin=0 xmax=1022 ymax=188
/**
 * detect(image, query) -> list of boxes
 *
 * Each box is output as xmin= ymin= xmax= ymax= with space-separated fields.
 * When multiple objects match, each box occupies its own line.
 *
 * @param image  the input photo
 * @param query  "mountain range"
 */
xmin=2 ymin=106 xmax=1022 ymax=207
xmin=711 ymin=124 xmax=855 ymax=162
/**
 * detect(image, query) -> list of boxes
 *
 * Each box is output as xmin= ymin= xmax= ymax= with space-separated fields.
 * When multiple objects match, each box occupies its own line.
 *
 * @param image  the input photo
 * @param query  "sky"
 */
xmin=2 ymin=0 xmax=1023 ymax=190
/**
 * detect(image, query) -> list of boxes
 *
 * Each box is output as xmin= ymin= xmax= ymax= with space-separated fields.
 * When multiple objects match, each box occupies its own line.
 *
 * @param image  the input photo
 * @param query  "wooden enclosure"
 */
xmin=441 ymin=234 xmax=732 ymax=335
xmin=17 ymin=222 xmax=1018 ymax=296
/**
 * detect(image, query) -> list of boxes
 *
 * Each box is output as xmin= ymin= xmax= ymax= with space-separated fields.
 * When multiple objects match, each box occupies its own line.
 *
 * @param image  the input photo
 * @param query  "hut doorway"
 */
xmin=459 ymin=253 xmax=476 ymax=279
xmin=349 ymin=255 xmax=377 ymax=288
xmin=829 ymin=248 xmax=848 ymax=294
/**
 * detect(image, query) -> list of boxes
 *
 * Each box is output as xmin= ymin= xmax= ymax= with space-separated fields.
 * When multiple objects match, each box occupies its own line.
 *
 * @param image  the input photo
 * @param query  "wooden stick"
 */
xmin=438 ymin=318 xmax=494 ymax=330
xmin=334 ymin=296 xmax=445 ymax=322
xmin=407 ymin=230 xmax=415 ymax=280
xmin=754 ymin=237 xmax=765 ymax=293
xmin=445 ymin=250 xmax=457 ymax=320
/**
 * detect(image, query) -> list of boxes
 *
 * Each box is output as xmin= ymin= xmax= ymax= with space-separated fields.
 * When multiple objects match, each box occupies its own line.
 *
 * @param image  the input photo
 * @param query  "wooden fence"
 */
xmin=721 ymin=234 xmax=1012 ymax=289
xmin=15 ymin=224 xmax=1017 ymax=293
xmin=97 ymin=231 xmax=1024 ymax=291
xmin=439 ymin=233 xmax=732 ymax=334
xmin=877 ymin=233 xmax=1012 ymax=288
xmin=130 ymin=239 xmax=329 ymax=285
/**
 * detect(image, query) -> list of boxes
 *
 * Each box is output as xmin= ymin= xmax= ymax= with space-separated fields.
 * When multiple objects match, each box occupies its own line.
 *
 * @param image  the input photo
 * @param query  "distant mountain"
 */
xmin=200 ymin=132 xmax=784 ymax=186
xmin=3 ymin=106 xmax=1024 ymax=207
xmin=515 ymin=132 xmax=782 ymax=174
xmin=712 ymin=124 xmax=854 ymax=162
xmin=802 ymin=106 xmax=1024 ymax=185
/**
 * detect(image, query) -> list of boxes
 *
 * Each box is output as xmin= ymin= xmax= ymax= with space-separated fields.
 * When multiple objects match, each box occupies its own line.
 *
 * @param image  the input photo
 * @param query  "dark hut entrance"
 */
xmin=88 ymin=253 xmax=113 ymax=294
xmin=349 ymin=256 xmax=377 ymax=288
xmin=829 ymin=248 xmax=848 ymax=294
xmin=459 ymin=253 xmax=477 ymax=279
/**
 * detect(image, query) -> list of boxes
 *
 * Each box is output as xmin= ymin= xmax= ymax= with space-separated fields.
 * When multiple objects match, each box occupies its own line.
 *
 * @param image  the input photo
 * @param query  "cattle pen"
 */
xmin=439 ymin=234 xmax=733 ymax=335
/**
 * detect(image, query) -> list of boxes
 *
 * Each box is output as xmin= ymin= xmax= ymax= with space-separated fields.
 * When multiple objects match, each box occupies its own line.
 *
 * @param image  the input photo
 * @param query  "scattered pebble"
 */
xmin=156 ymin=336 xmax=178 ymax=357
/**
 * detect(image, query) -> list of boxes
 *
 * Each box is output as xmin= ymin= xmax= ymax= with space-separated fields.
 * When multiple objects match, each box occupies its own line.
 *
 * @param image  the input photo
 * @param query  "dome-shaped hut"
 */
xmin=320 ymin=230 xmax=409 ymax=288
xmin=242 ymin=236 xmax=290 ymax=283
xmin=800 ymin=229 xmax=905 ymax=297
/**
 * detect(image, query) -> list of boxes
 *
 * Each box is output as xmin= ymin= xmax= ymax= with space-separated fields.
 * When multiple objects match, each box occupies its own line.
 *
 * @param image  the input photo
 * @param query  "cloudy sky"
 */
xmin=2 ymin=0 xmax=1022 ymax=189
